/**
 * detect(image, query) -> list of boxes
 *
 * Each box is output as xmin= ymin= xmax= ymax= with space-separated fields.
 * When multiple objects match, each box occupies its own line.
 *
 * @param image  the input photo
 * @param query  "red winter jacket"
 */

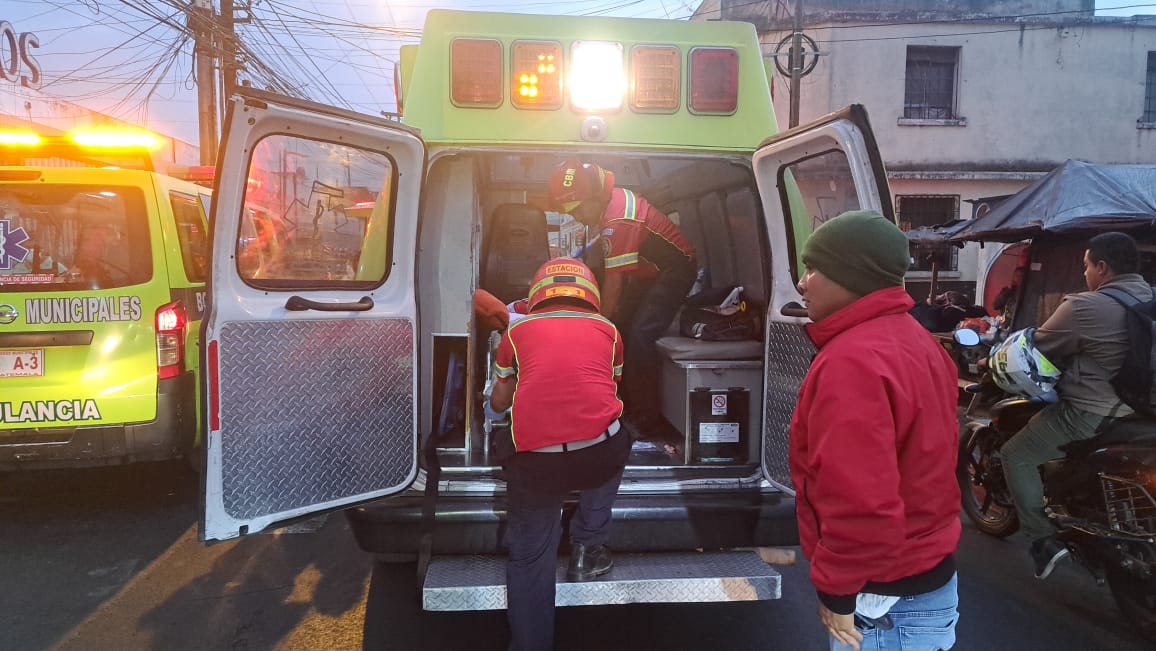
xmin=789 ymin=286 xmax=961 ymax=614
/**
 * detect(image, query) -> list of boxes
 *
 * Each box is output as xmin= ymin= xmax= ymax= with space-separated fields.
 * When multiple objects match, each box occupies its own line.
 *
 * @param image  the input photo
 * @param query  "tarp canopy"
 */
xmin=948 ymin=160 xmax=1156 ymax=243
xmin=904 ymin=219 xmax=968 ymax=246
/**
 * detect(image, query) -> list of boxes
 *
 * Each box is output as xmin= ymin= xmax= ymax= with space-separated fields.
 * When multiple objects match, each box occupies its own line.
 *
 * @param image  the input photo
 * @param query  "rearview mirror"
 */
xmin=953 ymin=328 xmax=981 ymax=347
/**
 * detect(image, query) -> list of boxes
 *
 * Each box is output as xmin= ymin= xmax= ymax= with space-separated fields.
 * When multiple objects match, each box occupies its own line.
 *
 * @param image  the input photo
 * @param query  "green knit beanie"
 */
xmin=801 ymin=210 xmax=910 ymax=296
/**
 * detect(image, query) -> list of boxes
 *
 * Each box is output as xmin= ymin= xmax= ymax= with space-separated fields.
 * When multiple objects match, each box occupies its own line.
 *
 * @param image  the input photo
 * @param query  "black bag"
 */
xmin=1100 ymin=287 xmax=1156 ymax=417
xmin=679 ymin=287 xmax=761 ymax=342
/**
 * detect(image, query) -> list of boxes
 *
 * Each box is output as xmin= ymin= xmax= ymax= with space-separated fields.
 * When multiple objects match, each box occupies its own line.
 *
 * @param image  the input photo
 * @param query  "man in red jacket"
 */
xmin=790 ymin=210 xmax=962 ymax=651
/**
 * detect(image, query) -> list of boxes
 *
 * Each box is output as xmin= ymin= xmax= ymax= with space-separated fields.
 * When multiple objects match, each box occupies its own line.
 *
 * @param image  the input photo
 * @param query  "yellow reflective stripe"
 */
xmin=620 ymin=189 xmax=638 ymax=221
xmin=494 ymin=364 xmax=516 ymax=378
xmin=605 ymin=252 xmax=639 ymax=269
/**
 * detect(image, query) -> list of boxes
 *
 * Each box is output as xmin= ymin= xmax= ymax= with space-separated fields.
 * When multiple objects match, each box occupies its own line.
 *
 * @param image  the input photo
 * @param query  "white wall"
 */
xmin=765 ymin=19 xmax=1156 ymax=168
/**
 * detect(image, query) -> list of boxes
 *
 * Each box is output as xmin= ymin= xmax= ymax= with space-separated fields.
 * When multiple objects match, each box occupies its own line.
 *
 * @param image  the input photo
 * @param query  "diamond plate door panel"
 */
xmin=218 ymin=318 xmax=415 ymax=519
xmin=423 ymin=551 xmax=781 ymax=611
xmin=763 ymin=323 xmax=815 ymax=489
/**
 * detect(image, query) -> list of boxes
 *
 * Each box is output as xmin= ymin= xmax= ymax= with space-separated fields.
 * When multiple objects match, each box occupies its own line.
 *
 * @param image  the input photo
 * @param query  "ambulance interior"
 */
xmin=419 ymin=152 xmax=772 ymax=478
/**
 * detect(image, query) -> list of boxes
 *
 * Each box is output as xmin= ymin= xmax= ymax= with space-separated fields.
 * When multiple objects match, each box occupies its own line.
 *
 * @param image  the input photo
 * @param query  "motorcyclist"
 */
xmin=1000 ymin=232 xmax=1152 ymax=579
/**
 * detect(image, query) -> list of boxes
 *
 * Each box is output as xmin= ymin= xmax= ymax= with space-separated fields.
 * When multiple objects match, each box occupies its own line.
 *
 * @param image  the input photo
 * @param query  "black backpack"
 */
xmin=1100 ymin=287 xmax=1156 ymax=417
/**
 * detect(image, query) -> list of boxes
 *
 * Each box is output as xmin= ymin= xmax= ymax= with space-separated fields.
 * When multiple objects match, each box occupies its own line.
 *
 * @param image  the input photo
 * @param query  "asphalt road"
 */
xmin=1 ymin=460 xmax=1152 ymax=650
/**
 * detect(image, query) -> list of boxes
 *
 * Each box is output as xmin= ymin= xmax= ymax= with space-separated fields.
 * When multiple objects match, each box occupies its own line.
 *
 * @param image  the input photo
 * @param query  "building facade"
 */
xmin=695 ymin=0 xmax=1156 ymax=301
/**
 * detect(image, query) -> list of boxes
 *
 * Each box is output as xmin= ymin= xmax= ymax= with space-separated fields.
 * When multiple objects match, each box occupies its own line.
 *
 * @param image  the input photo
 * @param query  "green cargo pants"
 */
xmin=1000 ymin=401 xmax=1113 ymax=540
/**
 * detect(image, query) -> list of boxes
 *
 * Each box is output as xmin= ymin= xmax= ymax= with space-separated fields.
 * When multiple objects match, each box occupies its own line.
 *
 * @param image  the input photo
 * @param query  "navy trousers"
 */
xmin=503 ymin=429 xmax=631 ymax=651
xmin=619 ymin=263 xmax=696 ymax=420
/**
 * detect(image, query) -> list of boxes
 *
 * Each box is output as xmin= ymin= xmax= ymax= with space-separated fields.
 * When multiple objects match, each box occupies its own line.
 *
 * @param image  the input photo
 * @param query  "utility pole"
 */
xmin=221 ymin=0 xmax=237 ymax=101
xmin=789 ymin=0 xmax=803 ymax=128
xmin=189 ymin=0 xmax=217 ymax=165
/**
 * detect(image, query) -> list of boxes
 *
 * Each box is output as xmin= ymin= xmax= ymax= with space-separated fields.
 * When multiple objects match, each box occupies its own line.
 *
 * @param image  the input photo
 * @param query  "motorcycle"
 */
xmin=954 ymin=328 xmax=1156 ymax=641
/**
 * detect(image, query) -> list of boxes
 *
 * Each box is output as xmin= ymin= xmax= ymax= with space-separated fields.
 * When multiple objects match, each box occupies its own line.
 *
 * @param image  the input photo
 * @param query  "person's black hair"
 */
xmin=1087 ymin=232 xmax=1140 ymax=275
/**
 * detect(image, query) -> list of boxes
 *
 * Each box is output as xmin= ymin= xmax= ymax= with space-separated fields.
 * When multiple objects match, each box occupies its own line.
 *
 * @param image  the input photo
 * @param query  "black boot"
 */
xmin=567 ymin=543 xmax=613 ymax=582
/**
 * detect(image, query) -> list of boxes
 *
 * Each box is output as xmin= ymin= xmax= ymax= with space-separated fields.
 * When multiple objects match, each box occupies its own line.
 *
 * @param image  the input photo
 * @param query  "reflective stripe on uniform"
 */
xmin=604 ymin=252 xmax=639 ymax=269
xmin=620 ymin=189 xmax=638 ymax=221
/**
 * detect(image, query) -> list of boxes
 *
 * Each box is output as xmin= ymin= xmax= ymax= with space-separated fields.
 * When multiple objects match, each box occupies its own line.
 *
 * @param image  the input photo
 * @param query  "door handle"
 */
xmin=779 ymin=301 xmax=809 ymax=318
xmin=285 ymin=296 xmax=374 ymax=312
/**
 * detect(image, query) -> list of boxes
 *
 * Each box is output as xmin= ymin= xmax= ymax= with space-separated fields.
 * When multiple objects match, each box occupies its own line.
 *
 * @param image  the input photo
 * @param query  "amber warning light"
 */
xmin=512 ymin=41 xmax=562 ymax=109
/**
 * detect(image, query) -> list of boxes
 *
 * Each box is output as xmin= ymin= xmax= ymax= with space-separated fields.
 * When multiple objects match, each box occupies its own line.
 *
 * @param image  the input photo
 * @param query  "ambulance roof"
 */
xmin=401 ymin=10 xmax=778 ymax=151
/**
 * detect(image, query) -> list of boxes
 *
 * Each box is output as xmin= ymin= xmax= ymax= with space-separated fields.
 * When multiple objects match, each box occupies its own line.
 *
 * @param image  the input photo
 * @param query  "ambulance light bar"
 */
xmin=450 ymin=38 xmax=503 ymax=107
xmin=631 ymin=45 xmax=680 ymax=112
xmin=444 ymin=38 xmax=740 ymax=115
xmin=570 ymin=41 xmax=626 ymax=112
xmin=512 ymin=40 xmax=562 ymax=109
xmin=0 ymin=131 xmax=42 ymax=146
xmin=69 ymin=127 xmax=164 ymax=151
xmin=689 ymin=47 xmax=739 ymax=114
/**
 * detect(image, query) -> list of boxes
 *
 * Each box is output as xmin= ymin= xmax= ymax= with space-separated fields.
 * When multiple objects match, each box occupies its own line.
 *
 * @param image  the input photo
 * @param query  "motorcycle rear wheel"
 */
xmin=958 ymin=427 xmax=1020 ymax=538
xmin=1108 ymin=568 xmax=1156 ymax=642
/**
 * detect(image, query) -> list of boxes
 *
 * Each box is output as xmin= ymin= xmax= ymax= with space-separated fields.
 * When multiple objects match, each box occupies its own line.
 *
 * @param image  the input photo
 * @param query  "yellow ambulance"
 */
xmin=0 ymin=131 xmax=209 ymax=469
xmin=200 ymin=9 xmax=895 ymax=611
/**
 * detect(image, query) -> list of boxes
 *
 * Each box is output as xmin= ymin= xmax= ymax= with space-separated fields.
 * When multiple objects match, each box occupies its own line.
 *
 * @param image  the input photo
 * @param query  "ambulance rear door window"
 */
xmin=235 ymin=134 xmax=396 ymax=288
xmin=0 ymin=184 xmax=151 ymax=291
xmin=779 ymin=150 xmax=858 ymax=283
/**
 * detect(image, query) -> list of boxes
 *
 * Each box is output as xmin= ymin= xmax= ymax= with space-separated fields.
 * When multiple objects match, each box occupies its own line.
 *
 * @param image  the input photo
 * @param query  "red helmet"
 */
xmin=547 ymin=160 xmax=612 ymax=214
xmin=527 ymin=258 xmax=602 ymax=312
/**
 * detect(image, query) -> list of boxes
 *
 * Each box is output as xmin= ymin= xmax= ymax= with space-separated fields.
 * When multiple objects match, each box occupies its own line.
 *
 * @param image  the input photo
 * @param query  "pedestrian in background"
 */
xmin=790 ymin=210 xmax=962 ymax=651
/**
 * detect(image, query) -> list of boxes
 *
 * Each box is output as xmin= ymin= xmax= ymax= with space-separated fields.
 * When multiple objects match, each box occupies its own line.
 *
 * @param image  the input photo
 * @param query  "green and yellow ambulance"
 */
xmin=200 ymin=9 xmax=895 ymax=611
xmin=0 ymin=131 xmax=209 ymax=469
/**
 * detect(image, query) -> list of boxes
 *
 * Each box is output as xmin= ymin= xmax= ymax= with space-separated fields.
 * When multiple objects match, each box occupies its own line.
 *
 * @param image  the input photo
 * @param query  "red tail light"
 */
xmin=156 ymin=301 xmax=188 ymax=380
xmin=450 ymin=38 xmax=503 ymax=107
xmin=689 ymin=47 xmax=739 ymax=114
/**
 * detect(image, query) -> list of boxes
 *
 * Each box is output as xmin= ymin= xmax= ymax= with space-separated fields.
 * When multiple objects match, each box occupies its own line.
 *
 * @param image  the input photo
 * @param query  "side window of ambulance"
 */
xmin=237 ymin=134 xmax=395 ymax=287
xmin=170 ymin=192 xmax=209 ymax=282
xmin=779 ymin=150 xmax=858 ymax=282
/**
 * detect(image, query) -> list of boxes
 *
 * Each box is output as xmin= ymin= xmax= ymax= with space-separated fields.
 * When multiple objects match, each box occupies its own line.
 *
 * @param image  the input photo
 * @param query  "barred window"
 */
xmin=1144 ymin=51 xmax=1156 ymax=123
xmin=904 ymin=46 xmax=960 ymax=120
xmin=898 ymin=195 xmax=959 ymax=272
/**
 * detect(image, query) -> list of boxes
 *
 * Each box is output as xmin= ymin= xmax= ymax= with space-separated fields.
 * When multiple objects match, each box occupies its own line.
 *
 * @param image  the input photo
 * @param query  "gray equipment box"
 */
xmin=660 ymin=358 xmax=763 ymax=464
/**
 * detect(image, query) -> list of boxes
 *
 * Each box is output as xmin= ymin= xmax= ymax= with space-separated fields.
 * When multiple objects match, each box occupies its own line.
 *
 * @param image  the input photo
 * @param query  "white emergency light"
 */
xmin=569 ymin=41 xmax=626 ymax=111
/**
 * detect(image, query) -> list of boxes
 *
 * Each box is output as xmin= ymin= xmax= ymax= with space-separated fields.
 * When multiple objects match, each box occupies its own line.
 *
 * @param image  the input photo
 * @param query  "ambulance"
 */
xmin=0 ymin=131 xmax=210 ymax=469
xmin=200 ymin=9 xmax=895 ymax=611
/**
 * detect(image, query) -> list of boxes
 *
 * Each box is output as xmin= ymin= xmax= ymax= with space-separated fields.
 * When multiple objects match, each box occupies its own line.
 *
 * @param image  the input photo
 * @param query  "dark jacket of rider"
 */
xmin=1034 ymin=273 xmax=1151 ymax=418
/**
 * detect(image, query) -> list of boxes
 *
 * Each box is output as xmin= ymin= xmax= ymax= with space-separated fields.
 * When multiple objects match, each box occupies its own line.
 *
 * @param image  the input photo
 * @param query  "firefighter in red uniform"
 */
xmin=547 ymin=160 xmax=696 ymax=434
xmin=485 ymin=258 xmax=630 ymax=651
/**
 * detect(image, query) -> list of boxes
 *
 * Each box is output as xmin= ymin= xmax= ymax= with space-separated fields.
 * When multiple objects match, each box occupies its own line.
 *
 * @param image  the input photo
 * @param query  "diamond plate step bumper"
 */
xmin=422 ymin=550 xmax=781 ymax=611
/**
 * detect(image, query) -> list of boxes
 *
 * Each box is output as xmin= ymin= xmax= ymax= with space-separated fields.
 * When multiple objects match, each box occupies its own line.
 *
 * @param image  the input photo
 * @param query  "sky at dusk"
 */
xmin=2 ymin=1 xmax=1153 ymax=145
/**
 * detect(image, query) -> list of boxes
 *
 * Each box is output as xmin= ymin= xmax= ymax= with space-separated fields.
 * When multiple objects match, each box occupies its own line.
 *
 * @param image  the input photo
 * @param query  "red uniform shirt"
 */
xmin=600 ymin=187 xmax=695 ymax=281
xmin=494 ymin=306 xmax=624 ymax=451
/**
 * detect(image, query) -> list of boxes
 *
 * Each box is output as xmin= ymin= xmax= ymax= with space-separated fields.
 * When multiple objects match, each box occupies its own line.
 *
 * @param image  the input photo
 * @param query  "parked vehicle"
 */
xmin=198 ymin=9 xmax=900 ymax=614
xmin=0 ymin=131 xmax=210 ymax=470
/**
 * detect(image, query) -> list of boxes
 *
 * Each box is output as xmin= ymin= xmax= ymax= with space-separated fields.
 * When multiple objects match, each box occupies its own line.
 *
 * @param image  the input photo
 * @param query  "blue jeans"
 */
xmin=830 ymin=574 xmax=959 ymax=651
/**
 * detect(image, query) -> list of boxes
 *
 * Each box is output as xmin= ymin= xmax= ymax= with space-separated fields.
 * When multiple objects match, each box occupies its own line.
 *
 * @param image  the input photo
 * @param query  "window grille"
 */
xmin=898 ymin=195 xmax=959 ymax=272
xmin=904 ymin=46 xmax=959 ymax=120
xmin=1144 ymin=51 xmax=1156 ymax=123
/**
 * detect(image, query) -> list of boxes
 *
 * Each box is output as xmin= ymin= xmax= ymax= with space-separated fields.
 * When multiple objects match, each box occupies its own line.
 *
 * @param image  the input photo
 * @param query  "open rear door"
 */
xmin=201 ymin=90 xmax=425 ymax=541
xmin=752 ymin=105 xmax=894 ymax=490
